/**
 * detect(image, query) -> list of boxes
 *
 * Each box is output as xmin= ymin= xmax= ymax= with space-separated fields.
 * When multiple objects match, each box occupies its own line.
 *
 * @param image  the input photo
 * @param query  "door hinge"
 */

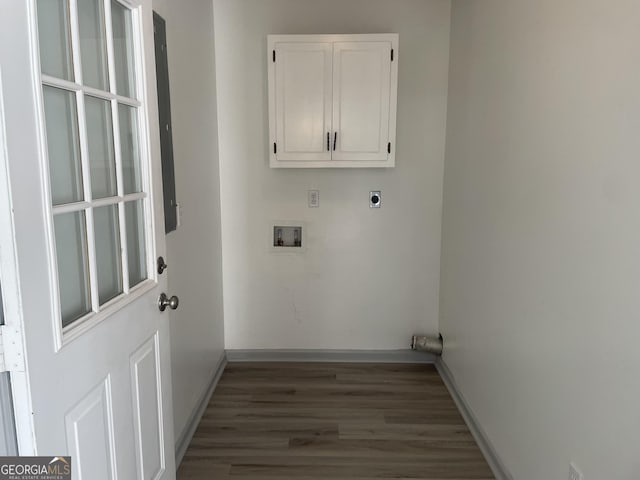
xmin=391 ymin=49 xmax=394 ymax=61
xmin=272 ymin=50 xmax=276 ymax=62
xmin=273 ymin=142 xmax=277 ymax=154
xmin=388 ymin=142 xmax=391 ymax=154
xmin=0 ymin=325 xmax=25 ymax=373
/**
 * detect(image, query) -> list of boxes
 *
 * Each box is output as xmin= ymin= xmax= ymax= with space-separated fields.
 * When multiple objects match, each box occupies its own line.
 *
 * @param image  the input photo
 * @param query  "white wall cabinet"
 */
xmin=268 ymin=34 xmax=398 ymax=168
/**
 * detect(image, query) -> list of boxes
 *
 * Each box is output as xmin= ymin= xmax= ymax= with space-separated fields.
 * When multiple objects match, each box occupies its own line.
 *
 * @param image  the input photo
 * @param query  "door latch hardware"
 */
xmin=157 ymin=256 xmax=168 ymax=274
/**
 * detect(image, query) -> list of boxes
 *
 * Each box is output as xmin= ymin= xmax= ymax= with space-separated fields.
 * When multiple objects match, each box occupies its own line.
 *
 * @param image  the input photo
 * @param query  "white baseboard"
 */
xmin=225 ymin=348 xmax=436 ymax=363
xmin=174 ymin=353 xmax=227 ymax=466
xmin=436 ymin=358 xmax=513 ymax=480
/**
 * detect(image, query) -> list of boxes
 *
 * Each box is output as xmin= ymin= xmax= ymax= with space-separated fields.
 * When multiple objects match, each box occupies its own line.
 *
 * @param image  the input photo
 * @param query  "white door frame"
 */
xmin=0 ymin=65 xmax=37 ymax=455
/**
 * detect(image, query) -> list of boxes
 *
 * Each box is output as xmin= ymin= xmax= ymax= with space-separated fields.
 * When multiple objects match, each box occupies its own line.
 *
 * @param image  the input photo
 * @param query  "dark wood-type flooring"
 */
xmin=177 ymin=362 xmax=494 ymax=479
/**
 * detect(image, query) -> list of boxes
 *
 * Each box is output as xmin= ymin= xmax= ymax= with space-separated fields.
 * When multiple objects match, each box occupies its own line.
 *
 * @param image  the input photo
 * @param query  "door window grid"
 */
xmin=36 ymin=0 xmax=151 ymax=333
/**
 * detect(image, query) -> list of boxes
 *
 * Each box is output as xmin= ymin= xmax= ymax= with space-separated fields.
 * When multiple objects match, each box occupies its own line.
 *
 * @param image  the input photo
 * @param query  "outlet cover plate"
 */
xmin=370 ymin=190 xmax=382 ymax=208
xmin=308 ymin=190 xmax=319 ymax=208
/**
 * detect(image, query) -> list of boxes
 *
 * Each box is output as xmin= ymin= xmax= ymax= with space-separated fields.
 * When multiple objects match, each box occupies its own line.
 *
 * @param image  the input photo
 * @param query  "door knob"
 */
xmin=158 ymin=293 xmax=179 ymax=312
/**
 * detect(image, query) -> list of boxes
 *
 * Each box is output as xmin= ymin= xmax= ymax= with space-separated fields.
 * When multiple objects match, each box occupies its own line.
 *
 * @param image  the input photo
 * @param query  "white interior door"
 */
xmin=272 ymin=42 xmax=332 ymax=162
xmin=332 ymin=41 xmax=392 ymax=162
xmin=0 ymin=1 xmax=175 ymax=479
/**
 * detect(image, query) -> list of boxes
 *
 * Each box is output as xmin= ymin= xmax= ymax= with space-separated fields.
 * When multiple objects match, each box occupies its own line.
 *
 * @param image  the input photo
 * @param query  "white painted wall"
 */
xmin=213 ymin=0 xmax=451 ymax=350
xmin=151 ymin=0 xmax=225 ymax=449
xmin=441 ymin=1 xmax=640 ymax=478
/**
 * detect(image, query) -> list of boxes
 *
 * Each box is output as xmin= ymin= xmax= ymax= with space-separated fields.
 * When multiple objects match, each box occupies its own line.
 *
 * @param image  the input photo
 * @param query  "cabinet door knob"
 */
xmin=327 ymin=132 xmax=330 ymax=151
xmin=333 ymin=132 xmax=337 ymax=151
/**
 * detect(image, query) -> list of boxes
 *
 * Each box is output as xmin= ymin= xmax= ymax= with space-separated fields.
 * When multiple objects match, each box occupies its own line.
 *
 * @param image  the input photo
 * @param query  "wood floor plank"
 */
xmin=203 ymin=407 xmax=388 ymax=423
xmin=178 ymin=363 xmax=494 ymax=479
xmin=182 ymin=455 xmax=488 ymax=467
xmin=228 ymin=464 xmax=494 ymax=479
xmin=176 ymin=461 xmax=230 ymax=479
xmin=339 ymin=423 xmax=475 ymax=441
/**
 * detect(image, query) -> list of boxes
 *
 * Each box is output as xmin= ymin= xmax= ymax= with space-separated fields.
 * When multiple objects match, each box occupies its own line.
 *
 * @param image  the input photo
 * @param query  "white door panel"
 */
xmin=273 ymin=42 xmax=332 ymax=162
xmin=333 ymin=41 xmax=391 ymax=162
xmin=131 ymin=335 xmax=164 ymax=480
xmin=0 ymin=1 xmax=175 ymax=479
xmin=65 ymin=379 xmax=117 ymax=480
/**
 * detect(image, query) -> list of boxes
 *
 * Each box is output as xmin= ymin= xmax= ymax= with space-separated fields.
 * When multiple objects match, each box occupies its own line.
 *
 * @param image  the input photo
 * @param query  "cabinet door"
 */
xmin=272 ymin=42 xmax=333 ymax=162
xmin=332 ymin=42 xmax=392 ymax=162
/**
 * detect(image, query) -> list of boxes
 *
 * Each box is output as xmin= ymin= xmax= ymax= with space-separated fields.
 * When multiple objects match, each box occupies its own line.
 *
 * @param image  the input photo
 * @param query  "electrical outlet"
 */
xmin=370 ymin=190 xmax=382 ymax=208
xmin=569 ymin=463 xmax=583 ymax=480
xmin=308 ymin=190 xmax=319 ymax=208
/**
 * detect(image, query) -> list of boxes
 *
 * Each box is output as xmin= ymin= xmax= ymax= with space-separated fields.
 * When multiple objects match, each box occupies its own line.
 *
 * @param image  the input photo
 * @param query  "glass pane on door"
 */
xmin=118 ymin=104 xmax=142 ymax=193
xmin=94 ymin=205 xmax=123 ymax=304
xmin=54 ymin=212 xmax=92 ymax=327
xmin=37 ymin=0 xmax=151 ymax=332
xmin=78 ymin=0 xmax=109 ymax=90
xmin=125 ymin=200 xmax=147 ymax=287
xmin=36 ymin=0 xmax=74 ymax=81
xmin=111 ymin=1 xmax=137 ymax=98
xmin=85 ymin=96 xmax=117 ymax=199
xmin=42 ymin=87 xmax=84 ymax=205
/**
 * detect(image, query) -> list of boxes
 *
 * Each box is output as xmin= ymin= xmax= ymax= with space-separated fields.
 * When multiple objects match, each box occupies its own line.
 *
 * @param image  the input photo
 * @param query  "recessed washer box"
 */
xmin=270 ymin=221 xmax=306 ymax=253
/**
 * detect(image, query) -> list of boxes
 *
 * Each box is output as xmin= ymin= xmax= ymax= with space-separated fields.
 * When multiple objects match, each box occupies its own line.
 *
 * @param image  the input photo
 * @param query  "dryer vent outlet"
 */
xmin=411 ymin=334 xmax=443 ymax=356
